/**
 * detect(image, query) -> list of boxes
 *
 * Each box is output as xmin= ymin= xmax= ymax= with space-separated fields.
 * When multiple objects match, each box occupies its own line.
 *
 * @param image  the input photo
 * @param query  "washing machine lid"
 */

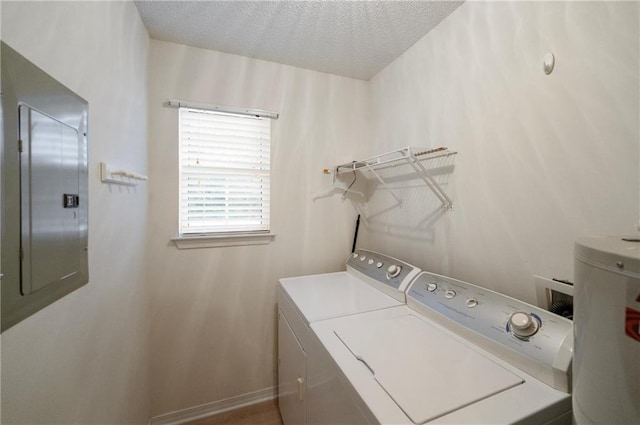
xmin=279 ymin=272 xmax=402 ymax=324
xmin=335 ymin=314 xmax=524 ymax=424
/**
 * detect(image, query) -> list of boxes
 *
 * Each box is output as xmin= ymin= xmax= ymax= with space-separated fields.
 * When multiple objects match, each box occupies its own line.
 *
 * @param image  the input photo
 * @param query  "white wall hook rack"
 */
xmin=335 ymin=146 xmax=457 ymax=210
xmin=100 ymin=162 xmax=147 ymax=186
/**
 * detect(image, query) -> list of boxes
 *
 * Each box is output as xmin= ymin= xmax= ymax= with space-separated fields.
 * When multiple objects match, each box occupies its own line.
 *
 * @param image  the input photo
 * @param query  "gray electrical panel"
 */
xmin=2 ymin=42 xmax=89 ymax=331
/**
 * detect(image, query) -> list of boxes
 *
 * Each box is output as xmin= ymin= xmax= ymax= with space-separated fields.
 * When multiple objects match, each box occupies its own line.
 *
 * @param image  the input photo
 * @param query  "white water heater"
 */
xmin=574 ymin=237 xmax=640 ymax=425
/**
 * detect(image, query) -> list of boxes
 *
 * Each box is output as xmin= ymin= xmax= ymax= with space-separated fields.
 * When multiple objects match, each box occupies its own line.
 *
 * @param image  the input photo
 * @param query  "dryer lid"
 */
xmin=280 ymin=272 xmax=402 ymax=323
xmin=335 ymin=314 xmax=524 ymax=424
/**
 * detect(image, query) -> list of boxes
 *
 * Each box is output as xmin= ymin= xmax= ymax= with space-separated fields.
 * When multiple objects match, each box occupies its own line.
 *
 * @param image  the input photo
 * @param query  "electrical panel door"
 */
xmin=19 ymin=105 xmax=87 ymax=294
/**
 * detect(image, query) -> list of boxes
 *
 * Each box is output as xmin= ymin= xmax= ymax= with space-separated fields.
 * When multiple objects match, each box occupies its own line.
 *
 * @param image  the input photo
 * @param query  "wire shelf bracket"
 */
xmin=334 ymin=146 xmax=457 ymax=210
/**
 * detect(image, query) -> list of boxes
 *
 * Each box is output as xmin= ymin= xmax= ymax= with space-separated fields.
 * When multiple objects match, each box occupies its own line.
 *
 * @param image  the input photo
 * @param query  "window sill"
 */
xmin=171 ymin=233 xmax=276 ymax=249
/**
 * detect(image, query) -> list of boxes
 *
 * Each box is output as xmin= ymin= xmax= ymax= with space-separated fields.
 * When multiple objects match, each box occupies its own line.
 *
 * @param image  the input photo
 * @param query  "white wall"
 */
xmin=361 ymin=1 xmax=639 ymax=303
xmin=146 ymin=40 xmax=369 ymax=416
xmin=1 ymin=1 xmax=637 ymax=422
xmin=1 ymin=2 xmax=150 ymax=424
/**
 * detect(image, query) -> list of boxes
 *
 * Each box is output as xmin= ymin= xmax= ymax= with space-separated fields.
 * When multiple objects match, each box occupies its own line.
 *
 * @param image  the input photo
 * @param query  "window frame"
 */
xmin=172 ymin=103 xmax=277 ymax=248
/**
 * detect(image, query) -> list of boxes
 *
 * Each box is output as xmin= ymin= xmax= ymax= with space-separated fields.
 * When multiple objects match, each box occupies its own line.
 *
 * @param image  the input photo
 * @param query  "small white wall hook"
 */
xmin=100 ymin=162 xmax=148 ymax=186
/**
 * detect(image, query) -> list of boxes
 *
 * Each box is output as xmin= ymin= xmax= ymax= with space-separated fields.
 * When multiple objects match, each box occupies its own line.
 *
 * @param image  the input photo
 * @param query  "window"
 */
xmin=179 ymin=107 xmax=271 ymax=236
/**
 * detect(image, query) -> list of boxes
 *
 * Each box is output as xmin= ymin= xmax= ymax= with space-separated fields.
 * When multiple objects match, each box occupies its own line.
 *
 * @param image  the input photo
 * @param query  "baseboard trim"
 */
xmin=149 ymin=386 xmax=277 ymax=425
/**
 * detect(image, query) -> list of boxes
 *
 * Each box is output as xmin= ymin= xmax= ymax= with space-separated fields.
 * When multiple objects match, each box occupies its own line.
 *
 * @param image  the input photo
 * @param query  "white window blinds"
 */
xmin=179 ymin=107 xmax=271 ymax=235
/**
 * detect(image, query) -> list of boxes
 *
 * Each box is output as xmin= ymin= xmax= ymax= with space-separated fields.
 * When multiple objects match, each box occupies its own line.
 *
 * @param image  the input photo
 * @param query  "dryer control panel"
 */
xmin=407 ymin=271 xmax=573 ymax=393
xmin=346 ymin=250 xmax=420 ymax=302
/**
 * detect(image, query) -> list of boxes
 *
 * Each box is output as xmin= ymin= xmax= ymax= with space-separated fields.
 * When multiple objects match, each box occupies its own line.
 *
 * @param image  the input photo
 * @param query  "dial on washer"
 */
xmin=387 ymin=264 xmax=402 ymax=278
xmin=509 ymin=312 xmax=539 ymax=339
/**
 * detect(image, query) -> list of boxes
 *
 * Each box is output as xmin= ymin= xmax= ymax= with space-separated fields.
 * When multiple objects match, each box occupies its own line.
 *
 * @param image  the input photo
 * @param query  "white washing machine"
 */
xmin=278 ymin=249 xmax=421 ymax=425
xmin=574 ymin=236 xmax=640 ymax=424
xmin=311 ymin=271 xmax=574 ymax=424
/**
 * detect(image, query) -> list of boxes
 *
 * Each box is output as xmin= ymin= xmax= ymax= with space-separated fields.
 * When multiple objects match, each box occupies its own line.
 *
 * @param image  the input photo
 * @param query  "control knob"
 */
xmin=465 ymin=298 xmax=478 ymax=308
xmin=508 ymin=312 xmax=539 ymax=339
xmin=387 ymin=264 xmax=402 ymax=279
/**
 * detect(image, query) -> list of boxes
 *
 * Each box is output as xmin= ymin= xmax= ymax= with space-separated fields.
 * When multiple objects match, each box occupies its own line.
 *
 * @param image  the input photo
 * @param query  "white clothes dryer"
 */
xmin=311 ymin=271 xmax=574 ymax=425
xmin=277 ymin=249 xmax=421 ymax=425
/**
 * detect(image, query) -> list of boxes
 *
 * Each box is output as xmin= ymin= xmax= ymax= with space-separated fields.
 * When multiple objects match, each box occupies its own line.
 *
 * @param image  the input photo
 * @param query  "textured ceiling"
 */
xmin=134 ymin=1 xmax=463 ymax=80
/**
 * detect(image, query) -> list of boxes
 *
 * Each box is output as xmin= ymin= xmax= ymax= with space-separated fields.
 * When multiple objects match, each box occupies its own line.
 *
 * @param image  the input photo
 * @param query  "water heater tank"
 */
xmin=574 ymin=236 xmax=640 ymax=424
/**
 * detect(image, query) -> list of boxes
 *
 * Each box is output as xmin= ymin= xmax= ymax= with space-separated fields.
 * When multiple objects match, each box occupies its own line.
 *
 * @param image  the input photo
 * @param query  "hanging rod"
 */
xmin=335 ymin=147 xmax=454 ymax=174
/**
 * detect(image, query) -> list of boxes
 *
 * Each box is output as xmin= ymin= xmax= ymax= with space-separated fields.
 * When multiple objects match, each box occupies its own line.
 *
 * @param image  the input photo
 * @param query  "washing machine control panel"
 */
xmin=407 ymin=271 xmax=573 ymax=386
xmin=347 ymin=250 xmax=418 ymax=290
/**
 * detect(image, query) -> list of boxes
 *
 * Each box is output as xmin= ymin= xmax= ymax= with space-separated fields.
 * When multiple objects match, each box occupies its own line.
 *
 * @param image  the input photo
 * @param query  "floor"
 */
xmin=183 ymin=400 xmax=283 ymax=425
